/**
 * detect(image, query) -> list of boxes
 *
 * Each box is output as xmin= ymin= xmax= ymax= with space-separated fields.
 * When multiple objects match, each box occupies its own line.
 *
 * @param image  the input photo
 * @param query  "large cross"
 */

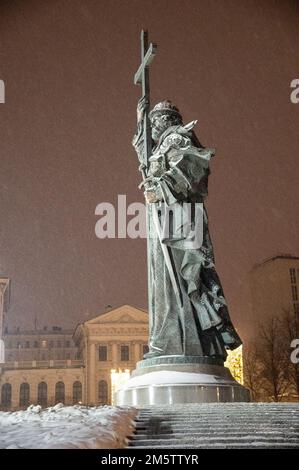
xmin=133 ymin=32 xmax=185 ymax=349
xmin=134 ymin=30 xmax=157 ymax=169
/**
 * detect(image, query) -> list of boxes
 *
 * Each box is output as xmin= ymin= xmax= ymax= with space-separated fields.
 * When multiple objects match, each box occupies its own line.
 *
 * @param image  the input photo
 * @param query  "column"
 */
xmin=112 ymin=343 xmax=118 ymax=367
xmin=89 ymin=343 xmax=96 ymax=404
xmin=134 ymin=342 xmax=140 ymax=364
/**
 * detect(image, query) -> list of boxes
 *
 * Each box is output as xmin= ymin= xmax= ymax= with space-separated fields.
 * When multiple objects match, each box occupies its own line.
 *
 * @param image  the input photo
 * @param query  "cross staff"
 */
xmin=134 ymin=31 xmax=185 ymax=353
xmin=134 ymin=31 xmax=157 ymax=171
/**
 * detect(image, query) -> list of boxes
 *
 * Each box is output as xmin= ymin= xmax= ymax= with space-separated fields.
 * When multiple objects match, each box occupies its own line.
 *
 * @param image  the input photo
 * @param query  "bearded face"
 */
xmin=150 ymin=113 xmax=173 ymax=142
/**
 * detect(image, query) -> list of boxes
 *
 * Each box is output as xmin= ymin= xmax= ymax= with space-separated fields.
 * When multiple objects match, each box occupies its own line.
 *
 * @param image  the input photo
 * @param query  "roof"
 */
xmin=72 ymin=304 xmax=148 ymax=341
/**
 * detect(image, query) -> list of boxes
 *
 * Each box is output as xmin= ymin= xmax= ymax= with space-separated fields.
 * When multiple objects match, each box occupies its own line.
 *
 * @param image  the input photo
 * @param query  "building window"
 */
xmin=65 ymin=341 xmax=70 ymax=348
xmin=37 ymin=382 xmax=47 ymax=407
xmin=290 ymin=268 xmax=296 ymax=284
xmin=41 ymin=340 xmax=47 ymax=348
xmin=25 ymin=341 xmax=30 ymax=349
xmin=143 ymin=344 xmax=149 ymax=356
xmin=66 ymin=353 xmax=70 ymax=360
xmin=41 ymin=353 xmax=46 ymax=360
xmin=73 ymin=381 xmax=82 ymax=404
xmin=34 ymin=341 xmax=38 ymax=348
xmin=19 ymin=383 xmax=30 ymax=408
xmin=98 ymin=380 xmax=108 ymax=405
xmin=1 ymin=383 xmax=12 ymax=409
xmin=57 ymin=341 xmax=61 ymax=348
xmin=55 ymin=381 xmax=65 ymax=404
xmin=121 ymin=345 xmax=129 ymax=361
xmin=49 ymin=341 xmax=54 ymax=348
xmin=294 ymin=303 xmax=299 ymax=317
xmin=99 ymin=345 xmax=108 ymax=361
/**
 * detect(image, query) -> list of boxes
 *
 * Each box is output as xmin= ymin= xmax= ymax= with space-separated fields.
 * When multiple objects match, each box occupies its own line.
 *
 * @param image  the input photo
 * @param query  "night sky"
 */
xmin=0 ymin=0 xmax=298 ymax=340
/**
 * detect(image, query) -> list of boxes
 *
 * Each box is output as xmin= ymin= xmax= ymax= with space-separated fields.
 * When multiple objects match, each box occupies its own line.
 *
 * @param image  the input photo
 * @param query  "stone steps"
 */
xmin=129 ymin=443 xmax=298 ymax=449
xmin=132 ymin=431 xmax=299 ymax=439
xmin=127 ymin=403 xmax=299 ymax=449
xmin=130 ymin=437 xmax=299 ymax=447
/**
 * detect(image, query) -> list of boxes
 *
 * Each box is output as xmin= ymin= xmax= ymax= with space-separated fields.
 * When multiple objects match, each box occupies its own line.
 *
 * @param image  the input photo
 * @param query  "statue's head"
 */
xmin=149 ymin=100 xmax=183 ymax=142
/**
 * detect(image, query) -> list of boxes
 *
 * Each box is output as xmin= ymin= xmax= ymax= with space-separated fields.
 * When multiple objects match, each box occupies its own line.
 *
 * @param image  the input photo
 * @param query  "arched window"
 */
xmin=98 ymin=380 xmax=108 ymax=405
xmin=1 ymin=383 xmax=12 ymax=409
xmin=19 ymin=383 xmax=30 ymax=407
xmin=55 ymin=381 xmax=65 ymax=404
xmin=72 ymin=381 xmax=82 ymax=404
xmin=37 ymin=382 xmax=47 ymax=407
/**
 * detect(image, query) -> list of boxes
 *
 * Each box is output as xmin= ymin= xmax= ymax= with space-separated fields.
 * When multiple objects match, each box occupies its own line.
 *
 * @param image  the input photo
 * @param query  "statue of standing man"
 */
xmin=132 ymin=31 xmax=241 ymax=363
xmin=133 ymin=97 xmax=242 ymax=361
xmin=115 ymin=31 xmax=250 ymax=407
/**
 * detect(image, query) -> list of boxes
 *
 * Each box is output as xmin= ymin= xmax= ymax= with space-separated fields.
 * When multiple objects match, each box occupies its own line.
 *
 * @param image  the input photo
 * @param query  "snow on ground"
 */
xmin=0 ymin=403 xmax=138 ymax=449
xmin=124 ymin=370 xmax=231 ymax=387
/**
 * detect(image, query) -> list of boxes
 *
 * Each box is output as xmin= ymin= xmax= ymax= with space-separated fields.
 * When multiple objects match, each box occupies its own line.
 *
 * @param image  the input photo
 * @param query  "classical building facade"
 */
xmin=73 ymin=305 xmax=149 ymax=406
xmin=0 ymin=298 xmax=243 ymax=409
xmin=0 ymin=304 xmax=149 ymax=410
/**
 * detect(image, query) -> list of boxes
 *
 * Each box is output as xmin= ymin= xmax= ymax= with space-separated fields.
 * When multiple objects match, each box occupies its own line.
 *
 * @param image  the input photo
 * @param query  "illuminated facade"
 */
xmin=0 ymin=301 xmax=245 ymax=409
xmin=0 ymin=305 xmax=148 ymax=410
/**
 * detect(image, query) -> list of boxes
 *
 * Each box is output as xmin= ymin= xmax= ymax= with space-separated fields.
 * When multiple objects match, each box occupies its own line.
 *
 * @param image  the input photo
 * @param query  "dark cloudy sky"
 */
xmin=0 ymin=0 xmax=298 ymax=339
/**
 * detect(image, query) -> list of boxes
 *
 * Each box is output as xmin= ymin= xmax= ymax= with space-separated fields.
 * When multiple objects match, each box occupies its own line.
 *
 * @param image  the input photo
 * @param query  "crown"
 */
xmin=149 ymin=100 xmax=182 ymax=121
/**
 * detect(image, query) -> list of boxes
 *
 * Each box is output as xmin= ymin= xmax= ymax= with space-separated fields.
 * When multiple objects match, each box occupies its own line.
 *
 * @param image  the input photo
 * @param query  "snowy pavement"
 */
xmin=0 ymin=403 xmax=138 ymax=449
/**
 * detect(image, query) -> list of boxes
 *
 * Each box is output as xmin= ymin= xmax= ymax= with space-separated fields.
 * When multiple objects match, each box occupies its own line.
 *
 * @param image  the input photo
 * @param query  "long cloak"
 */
xmin=133 ymin=122 xmax=242 ymax=360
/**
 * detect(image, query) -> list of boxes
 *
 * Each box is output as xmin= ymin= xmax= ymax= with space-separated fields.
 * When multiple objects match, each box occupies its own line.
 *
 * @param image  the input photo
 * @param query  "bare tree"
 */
xmin=244 ymin=308 xmax=299 ymax=402
xmin=243 ymin=342 xmax=264 ymax=401
xmin=256 ymin=316 xmax=290 ymax=401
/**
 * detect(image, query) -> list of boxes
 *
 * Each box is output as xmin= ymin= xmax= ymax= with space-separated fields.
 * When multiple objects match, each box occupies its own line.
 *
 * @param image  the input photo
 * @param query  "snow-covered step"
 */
xmin=128 ymin=403 xmax=299 ymax=449
xmin=129 ymin=442 xmax=298 ymax=449
xmin=129 ymin=437 xmax=299 ymax=447
xmin=131 ymin=431 xmax=299 ymax=439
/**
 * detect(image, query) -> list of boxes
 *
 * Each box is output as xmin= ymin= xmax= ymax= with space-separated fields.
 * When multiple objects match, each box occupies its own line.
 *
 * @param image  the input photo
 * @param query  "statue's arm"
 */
xmin=148 ymin=133 xmax=215 ymax=205
xmin=132 ymin=97 xmax=149 ymax=167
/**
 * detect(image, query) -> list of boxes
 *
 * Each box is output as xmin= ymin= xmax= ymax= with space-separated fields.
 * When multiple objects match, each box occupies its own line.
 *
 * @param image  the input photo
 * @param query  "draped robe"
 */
xmin=133 ymin=121 xmax=242 ymax=360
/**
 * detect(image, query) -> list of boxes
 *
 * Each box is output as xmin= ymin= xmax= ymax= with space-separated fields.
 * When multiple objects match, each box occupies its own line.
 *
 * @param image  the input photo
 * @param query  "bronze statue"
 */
xmin=133 ymin=32 xmax=241 ymax=361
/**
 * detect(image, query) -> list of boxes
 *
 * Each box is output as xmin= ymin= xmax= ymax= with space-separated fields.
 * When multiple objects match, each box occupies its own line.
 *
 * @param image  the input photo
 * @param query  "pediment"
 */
xmin=85 ymin=304 xmax=148 ymax=325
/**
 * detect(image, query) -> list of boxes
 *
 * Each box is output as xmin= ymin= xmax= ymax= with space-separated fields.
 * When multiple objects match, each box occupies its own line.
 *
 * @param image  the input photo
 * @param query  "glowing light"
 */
xmin=110 ymin=368 xmax=130 ymax=405
xmin=225 ymin=345 xmax=244 ymax=384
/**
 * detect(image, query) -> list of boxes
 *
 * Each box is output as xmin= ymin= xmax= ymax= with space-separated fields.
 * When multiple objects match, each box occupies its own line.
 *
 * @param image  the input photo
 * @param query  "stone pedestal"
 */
xmin=116 ymin=355 xmax=250 ymax=405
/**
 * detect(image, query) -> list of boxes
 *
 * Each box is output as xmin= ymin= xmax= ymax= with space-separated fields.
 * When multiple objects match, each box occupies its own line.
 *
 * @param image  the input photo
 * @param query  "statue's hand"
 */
xmin=139 ymin=176 xmax=159 ymax=190
xmin=144 ymin=190 xmax=159 ymax=204
xmin=137 ymin=96 xmax=149 ymax=123
xmin=138 ymin=163 xmax=147 ymax=173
